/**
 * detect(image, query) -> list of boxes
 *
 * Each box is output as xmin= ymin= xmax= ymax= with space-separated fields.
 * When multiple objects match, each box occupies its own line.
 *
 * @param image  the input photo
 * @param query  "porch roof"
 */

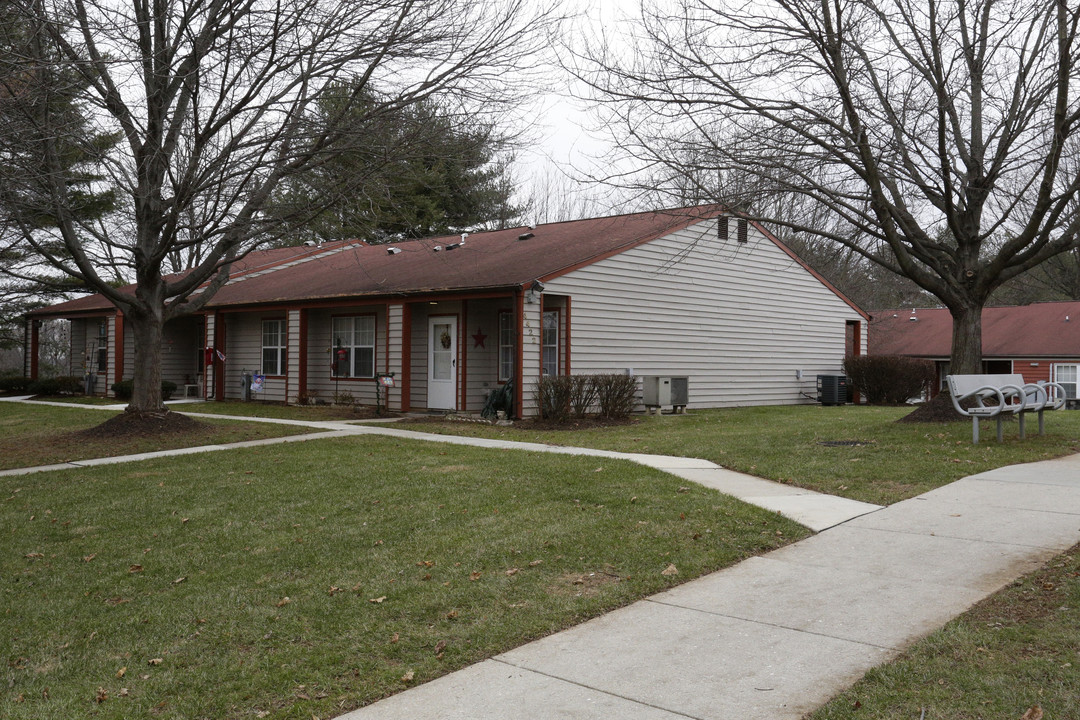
xmin=33 ymin=208 xmax=725 ymax=315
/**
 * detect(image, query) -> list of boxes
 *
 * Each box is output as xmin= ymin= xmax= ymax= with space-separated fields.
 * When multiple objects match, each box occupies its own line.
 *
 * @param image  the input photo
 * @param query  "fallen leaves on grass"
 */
xmin=400 ymin=670 xmax=415 ymax=683
xmin=275 ymin=596 xmax=291 ymax=608
xmin=661 ymin=564 xmax=678 ymax=576
xmin=369 ymin=596 xmax=387 ymax=604
xmin=1021 ymin=707 xmax=1043 ymax=720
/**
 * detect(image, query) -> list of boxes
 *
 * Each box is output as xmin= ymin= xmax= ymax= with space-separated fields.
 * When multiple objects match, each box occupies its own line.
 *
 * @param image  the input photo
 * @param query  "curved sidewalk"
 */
xmin=340 ymin=453 xmax=1080 ymax=720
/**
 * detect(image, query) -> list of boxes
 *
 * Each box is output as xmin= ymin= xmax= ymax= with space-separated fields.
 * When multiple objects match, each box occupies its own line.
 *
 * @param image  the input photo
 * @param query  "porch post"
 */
xmin=399 ymin=303 xmax=412 ymax=412
xmin=114 ymin=312 xmax=125 ymax=386
xmin=27 ymin=317 xmax=40 ymax=380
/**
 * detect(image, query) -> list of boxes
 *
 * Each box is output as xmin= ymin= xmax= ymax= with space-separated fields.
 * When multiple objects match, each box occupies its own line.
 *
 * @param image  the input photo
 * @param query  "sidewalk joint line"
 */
xmin=488 ymin=658 xmax=709 ymax=720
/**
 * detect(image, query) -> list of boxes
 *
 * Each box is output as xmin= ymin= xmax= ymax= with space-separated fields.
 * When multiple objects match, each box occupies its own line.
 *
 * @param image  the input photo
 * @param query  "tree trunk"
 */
xmin=949 ymin=304 xmax=983 ymax=375
xmin=127 ymin=310 xmax=166 ymax=414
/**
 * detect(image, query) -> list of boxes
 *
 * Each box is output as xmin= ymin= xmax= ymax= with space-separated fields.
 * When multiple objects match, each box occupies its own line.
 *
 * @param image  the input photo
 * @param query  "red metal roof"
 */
xmin=870 ymin=303 xmax=1080 ymax=357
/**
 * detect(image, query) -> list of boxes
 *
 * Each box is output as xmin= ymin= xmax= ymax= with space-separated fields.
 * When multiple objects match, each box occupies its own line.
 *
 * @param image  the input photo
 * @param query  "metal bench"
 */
xmin=946 ymin=373 xmax=1067 ymax=444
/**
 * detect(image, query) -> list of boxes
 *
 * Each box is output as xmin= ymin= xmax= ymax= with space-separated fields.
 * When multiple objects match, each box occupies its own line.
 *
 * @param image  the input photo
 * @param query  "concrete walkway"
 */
xmin=340 ymin=453 xmax=1080 ymax=720
xmin=0 ymin=397 xmax=880 ymax=532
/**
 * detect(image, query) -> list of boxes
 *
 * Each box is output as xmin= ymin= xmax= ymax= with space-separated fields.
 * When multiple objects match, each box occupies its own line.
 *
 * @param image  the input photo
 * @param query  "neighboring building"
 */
xmin=25 ymin=207 xmax=867 ymax=416
xmin=870 ymin=303 xmax=1080 ymax=399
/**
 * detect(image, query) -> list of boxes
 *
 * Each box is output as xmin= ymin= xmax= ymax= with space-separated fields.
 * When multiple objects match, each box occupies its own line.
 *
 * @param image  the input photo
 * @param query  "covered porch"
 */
xmin=203 ymin=286 xmax=569 ymax=417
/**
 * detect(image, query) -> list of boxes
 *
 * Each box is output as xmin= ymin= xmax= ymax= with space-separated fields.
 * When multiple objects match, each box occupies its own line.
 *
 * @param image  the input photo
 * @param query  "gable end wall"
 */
xmin=544 ymin=219 xmax=866 ymax=407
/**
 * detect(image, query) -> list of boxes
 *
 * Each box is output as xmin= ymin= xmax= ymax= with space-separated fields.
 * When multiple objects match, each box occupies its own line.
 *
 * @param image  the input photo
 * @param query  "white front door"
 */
xmin=428 ymin=317 xmax=457 ymax=410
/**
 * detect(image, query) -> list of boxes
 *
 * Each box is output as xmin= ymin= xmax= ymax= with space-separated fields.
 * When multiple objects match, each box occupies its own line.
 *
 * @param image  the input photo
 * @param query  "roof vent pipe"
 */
xmin=517 ymin=232 xmax=534 ymax=241
xmin=387 ymin=247 xmax=401 ymax=255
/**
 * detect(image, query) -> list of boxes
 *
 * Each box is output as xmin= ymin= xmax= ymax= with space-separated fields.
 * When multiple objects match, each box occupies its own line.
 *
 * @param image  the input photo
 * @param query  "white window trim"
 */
xmin=331 ymin=315 xmax=376 ymax=379
xmin=498 ymin=311 xmax=514 ymax=382
xmin=1051 ymin=363 xmax=1078 ymax=399
xmin=541 ymin=309 xmax=559 ymax=376
xmin=262 ymin=319 xmax=287 ymax=376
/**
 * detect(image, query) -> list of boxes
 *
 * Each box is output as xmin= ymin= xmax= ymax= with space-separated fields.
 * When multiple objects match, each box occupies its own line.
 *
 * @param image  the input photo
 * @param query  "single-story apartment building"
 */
xmin=25 ymin=206 xmax=867 ymax=416
xmin=869 ymin=303 xmax=1080 ymax=399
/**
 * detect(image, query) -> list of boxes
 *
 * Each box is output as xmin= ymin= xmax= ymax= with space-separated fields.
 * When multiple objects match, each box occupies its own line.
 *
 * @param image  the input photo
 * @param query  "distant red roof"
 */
xmin=870 ymin=303 xmax=1080 ymax=358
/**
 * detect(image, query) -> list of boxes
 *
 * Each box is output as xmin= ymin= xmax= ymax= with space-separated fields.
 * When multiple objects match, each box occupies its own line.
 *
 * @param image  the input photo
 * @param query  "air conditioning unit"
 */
xmin=642 ymin=376 xmax=689 ymax=414
xmin=817 ymin=375 xmax=849 ymax=406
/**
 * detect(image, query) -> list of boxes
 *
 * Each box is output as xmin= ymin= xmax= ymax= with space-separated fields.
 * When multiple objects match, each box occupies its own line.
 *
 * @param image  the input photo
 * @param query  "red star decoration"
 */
xmin=472 ymin=328 xmax=487 ymax=348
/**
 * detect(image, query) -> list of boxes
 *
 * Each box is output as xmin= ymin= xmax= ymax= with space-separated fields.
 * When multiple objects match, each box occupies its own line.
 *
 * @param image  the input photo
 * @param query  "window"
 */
xmin=498 ymin=311 xmax=515 ymax=382
xmin=1052 ymin=364 xmax=1078 ymax=399
xmin=96 ymin=319 xmax=108 ymax=372
xmin=542 ymin=310 xmax=559 ymax=376
xmin=332 ymin=315 xmax=376 ymax=378
xmin=717 ymin=217 xmax=728 ymax=241
xmin=737 ymin=218 xmax=748 ymax=244
xmin=262 ymin=319 xmax=287 ymax=376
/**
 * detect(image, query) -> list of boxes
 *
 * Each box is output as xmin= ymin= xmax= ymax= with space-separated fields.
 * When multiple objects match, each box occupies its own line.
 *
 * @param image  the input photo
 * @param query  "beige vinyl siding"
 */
xmin=520 ymin=301 xmax=543 ymax=415
xmin=68 ymin=319 xmax=87 ymax=378
xmin=464 ymin=303 xmax=502 ymax=412
xmin=286 ymin=310 xmax=302 ymax=404
xmin=544 ymin=219 xmax=865 ymax=408
xmin=205 ymin=313 xmax=218 ymax=399
xmin=386 ymin=304 xmax=404 ymax=410
xmin=160 ymin=317 xmax=202 ymax=388
xmin=223 ymin=313 xmax=288 ymax=402
xmin=304 ymin=306 xmax=386 ymax=405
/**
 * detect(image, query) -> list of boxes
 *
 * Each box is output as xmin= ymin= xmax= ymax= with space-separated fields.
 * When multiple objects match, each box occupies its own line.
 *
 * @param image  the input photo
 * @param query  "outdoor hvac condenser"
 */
xmin=816 ymin=375 xmax=849 ymax=406
xmin=642 ymin=376 xmax=689 ymax=413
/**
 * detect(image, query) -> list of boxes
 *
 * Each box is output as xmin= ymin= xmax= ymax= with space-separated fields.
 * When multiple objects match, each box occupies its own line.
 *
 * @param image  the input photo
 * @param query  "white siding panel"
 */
xmin=545 ymin=220 xmax=864 ymax=408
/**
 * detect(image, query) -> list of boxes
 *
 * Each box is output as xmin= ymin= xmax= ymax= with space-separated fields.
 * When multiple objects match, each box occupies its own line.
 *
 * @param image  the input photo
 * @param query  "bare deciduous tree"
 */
xmin=577 ymin=0 xmax=1080 ymax=373
xmin=2 ymin=0 xmax=559 ymax=414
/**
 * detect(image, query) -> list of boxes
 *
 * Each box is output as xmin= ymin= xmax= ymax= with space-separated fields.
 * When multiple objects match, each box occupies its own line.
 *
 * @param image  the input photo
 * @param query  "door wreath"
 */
xmin=440 ymin=329 xmax=452 ymax=349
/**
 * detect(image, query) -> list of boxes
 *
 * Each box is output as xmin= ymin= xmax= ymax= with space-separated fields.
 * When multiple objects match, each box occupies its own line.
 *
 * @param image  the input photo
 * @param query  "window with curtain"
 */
xmin=498 ymin=311 xmax=514 ymax=381
xmin=332 ymin=315 xmax=376 ymax=378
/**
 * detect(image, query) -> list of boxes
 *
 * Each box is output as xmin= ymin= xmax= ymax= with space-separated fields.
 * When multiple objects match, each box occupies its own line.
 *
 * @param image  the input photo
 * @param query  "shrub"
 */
xmin=843 ymin=355 xmax=935 ymax=405
xmin=111 ymin=379 xmax=179 ymax=401
xmin=29 ymin=376 xmax=83 ymax=396
xmin=568 ymin=374 xmax=598 ymax=419
xmin=111 ymin=379 xmax=133 ymax=400
xmin=333 ymin=390 xmax=355 ymax=406
xmin=294 ymin=389 xmax=320 ymax=406
xmin=161 ymin=380 xmax=177 ymax=401
xmin=0 ymin=375 xmax=32 ymax=393
xmin=534 ymin=375 xmax=573 ymax=422
xmin=592 ymin=373 xmax=638 ymax=419
xmin=481 ymin=377 xmax=514 ymax=419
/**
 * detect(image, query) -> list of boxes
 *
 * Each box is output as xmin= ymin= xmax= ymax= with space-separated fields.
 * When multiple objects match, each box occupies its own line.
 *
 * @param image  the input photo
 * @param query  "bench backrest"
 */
xmin=947 ymin=373 xmax=1026 ymax=397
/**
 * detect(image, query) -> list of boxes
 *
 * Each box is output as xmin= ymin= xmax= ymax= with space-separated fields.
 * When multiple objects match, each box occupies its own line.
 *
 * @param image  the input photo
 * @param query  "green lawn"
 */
xmin=403 ymin=405 xmax=1080 ymax=505
xmin=0 ymin=403 xmax=312 ymax=471
xmin=808 ymin=543 xmax=1080 ymax=720
xmin=1 ymin=435 xmax=805 ymax=719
